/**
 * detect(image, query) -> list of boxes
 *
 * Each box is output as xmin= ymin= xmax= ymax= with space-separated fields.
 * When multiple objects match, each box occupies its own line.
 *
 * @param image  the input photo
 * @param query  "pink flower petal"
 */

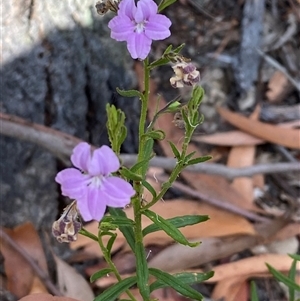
xmin=108 ymin=16 xmax=134 ymax=41
xmin=118 ymin=0 xmax=136 ymax=18
xmin=102 ymin=176 xmax=135 ymax=207
xmin=145 ymin=15 xmax=172 ymax=40
xmin=127 ymin=33 xmax=152 ymax=60
xmin=88 ymin=145 xmax=120 ymax=176
xmin=86 ymin=187 xmax=107 ymax=221
xmin=135 ymin=0 xmax=157 ymax=23
xmin=55 ymin=168 xmax=89 ymax=200
xmin=70 ymin=142 xmax=91 ymax=172
xmin=76 ymin=198 xmax=93 ymax=221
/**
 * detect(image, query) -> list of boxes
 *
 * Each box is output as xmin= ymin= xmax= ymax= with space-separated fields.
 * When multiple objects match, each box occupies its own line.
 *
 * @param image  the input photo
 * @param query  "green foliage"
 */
xmin=94 ymin=276 xmax=137 ymax=301
xmin=143 ymin=209 xmax=200 ymax=247
xmin=106 ymin=104 xmax=127 ymax=155
xmin=158 ymin=0 xmax=178 ymax=12
xmin=149 ymin=268 xmax=205 ymax=300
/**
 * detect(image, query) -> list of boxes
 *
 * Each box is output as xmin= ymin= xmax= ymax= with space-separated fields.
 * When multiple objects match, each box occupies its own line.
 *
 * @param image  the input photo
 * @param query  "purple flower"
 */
xmin=108 ymin=0 xmax=172 ymax=60
xmin=55 ymin=142 xmax=135 ymax=221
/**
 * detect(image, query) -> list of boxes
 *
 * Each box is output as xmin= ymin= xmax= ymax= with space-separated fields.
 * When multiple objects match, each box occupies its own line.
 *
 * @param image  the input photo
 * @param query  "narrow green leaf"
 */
xmin=186 ymin=155 xmax=212 ymax=166
xmin=130 ymin=158 xmax=152 ymax=173
xmin=149 ymin=268 xmax=204 ymax=300
xmin=142 ymin=179 xmax=157 ymax=199
xmin=184 ymin=151 xmax=196 ymax=163
xmin=90 ymin=268 xmax=113 ymax=283
xmin=108 ymin=208 xmax=135 ymax=251
xmin=148 ymin=57 xmax=171 ymax=69
xmin=140 ymin=138 xmax=154 ymax=177
xmin=143 ymin=215 xmax=209 ymax=236
xmin=150 ymin=271 xmax=213 ymax=292
xmin=116 ymin=87 xmax=143 ymax=99
xmin=288 ymin=259 xmax=297 ymax=301
xmin=289 ymin=254 xmax=300 ymax=261
xmin=94 ymin=276 xmax=137 ymax=301
xmin=173 ymin=43 xmax=185 ymax=54
xmin=119 ymin=167 xmax=143 ymax=181
xmin=143 ymin=130 xmax=166 ymax=140
xmin=192 ymin=86 xmax=205 ymax=105
xmin=266 ymin=263 xmax=300 ymax=291
xmin=158 ymin=0 xmax=177 ymax=12
xmin=101 ymin=215 xmax=135 ymax=228
xmin=250 ymin=281 xmax=259 ymax=301
xmin=168 ymin=141 xmax=181 ymax=160
xmin=135 ymin=242 xmax=150 ymax=298
xmin=143 ymin=210 xmax=199 ymax=247
xmin=106 ymin=233 xmax=117 ymax=254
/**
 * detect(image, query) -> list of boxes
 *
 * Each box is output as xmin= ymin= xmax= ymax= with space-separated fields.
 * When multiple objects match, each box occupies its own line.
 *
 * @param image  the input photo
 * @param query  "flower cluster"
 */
xmin=55 ymin=142 xmax=135 ymax=221
xmin=170 ymin=61 xmax=200 ymax=88
xmin=108 ymin=0 xmax=171 ymax=60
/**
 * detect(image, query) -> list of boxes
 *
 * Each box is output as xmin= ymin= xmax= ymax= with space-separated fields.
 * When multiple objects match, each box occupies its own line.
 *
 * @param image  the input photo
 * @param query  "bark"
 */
xmin=0 ymin=0 xmax=139 ymax=229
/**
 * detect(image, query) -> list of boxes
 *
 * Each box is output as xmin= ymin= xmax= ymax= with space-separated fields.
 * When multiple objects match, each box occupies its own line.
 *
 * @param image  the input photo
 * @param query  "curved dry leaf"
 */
xmin=217 ymin=106 xmax=300 ymax=149
xmin=212 ymin=276 xmax=248 ymax=301
xmin=0 ymin=222 xmax=48 ymax=298
xmin=192 ymin=130 xmax=264 ymax=146
xmin=54 ymin=255 xmax=94 ymax=301
xmin=18 ymin=294 xmax=81 ymax=301
xmin=205 ymin=253 xmax=297 ymax=283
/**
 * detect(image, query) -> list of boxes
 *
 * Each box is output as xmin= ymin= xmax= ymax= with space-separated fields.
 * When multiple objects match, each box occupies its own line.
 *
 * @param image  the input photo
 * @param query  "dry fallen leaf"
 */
xmin=0 ymin=222 xmax=48 ymax=298
xmin=212 ymin=276 xmax=249 ymax=301
xmin=18 ymin=294 xmax=81 ymax=301
xmin=205 ymin=253 xmax=298 ymax=283
xmin=217 ymin=106 xmax=300 ymax=149
xmin=54 ymin=255 xmax=94 ymax=301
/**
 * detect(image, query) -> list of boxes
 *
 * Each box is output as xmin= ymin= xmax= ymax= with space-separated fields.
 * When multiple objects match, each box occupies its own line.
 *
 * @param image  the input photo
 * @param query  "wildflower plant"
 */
xmin=54 ymin=0 xmax=214 ymax=300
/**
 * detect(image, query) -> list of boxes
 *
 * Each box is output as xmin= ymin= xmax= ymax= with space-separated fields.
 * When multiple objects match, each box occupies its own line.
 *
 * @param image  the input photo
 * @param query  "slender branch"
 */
xmin=156 ymin=175 xmax=270 ymax=223
xmin=0 ymin=228 xmax=63 ymax=296
xmin=1 ymin=112 xmax=299 ymax=180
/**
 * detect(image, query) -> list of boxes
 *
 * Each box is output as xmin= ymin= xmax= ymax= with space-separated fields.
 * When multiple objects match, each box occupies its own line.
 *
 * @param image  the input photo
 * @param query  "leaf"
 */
xmin=130 ymin=159 xmax=153 ymax=173
xmin=142 ymin=215 xmax=209 ymax=236
xmin=90 ymin=268 xmax=113 ymax=283
xmin=142 ymin=209 xmax=199 ymax=247
xmin=168 ymin=141 xmax=181 ymax=160
xmin=116 ymin=88 xmax=143 ymax=99
xmin=119 ymin=167 xmax=143 ymax=181
xmin=135 ymin=242 xmax=150 ymax=298
xmin=143 ymin=129 xmax=166 ymax=140
xmin=186 ymin=155 xmax=212 ymax=166
xmin=94 ymin=276 xmax=137 ymax=301
xmin=54 ymin=255 xmax=95 ymax=300
xmin=106 ymin=234 xmax=117 ymax=254
xmin=217 ymin=106 xmax=300 ymax=149
xmin=266 ymin=263 xmax=300 ymax=291
xmin=250 ymin=281 xmax=259 ymax=301
xmin=288 ymin=259 xmax=297 ymax=301
xmin=158 ymin=0 xmax=178 ymax=12
xmin=108 ymin=208 xmax=135 ymax=252
xmin=101 ymin=215 xmax=135 ymax=228
xmin=142 ymin=179 xmax=157 ymax=199
xmin=150 ymin=271 xmax=214 ymax=292
xmin=289 ymin=254 xmax=300 ymax=261
xmin=140 ymin=138 xmax=154 ymax=177
xmin=149 ymin=268 xmax=204 ymax=300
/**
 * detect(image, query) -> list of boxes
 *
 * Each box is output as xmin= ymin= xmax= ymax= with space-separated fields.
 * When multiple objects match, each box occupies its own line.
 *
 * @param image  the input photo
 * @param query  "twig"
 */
xmin=1 ymin=112 xmax=299 ymax=180
xmin=156 ymin=175 xmax=270 ymax=223
xmin=257 ymin=48 xmax=300 ymax=91
xmin=0 ymin=228 xmax=63 ymax=296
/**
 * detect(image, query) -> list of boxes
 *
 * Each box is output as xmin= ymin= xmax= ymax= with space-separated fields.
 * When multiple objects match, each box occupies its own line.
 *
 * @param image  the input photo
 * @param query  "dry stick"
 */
xmin=156 ymin=175 xmax=269 ymax=223
xmin=0 ymin=228 xmax=63 ymax=296
xmin=1 ymin=112 xmax=299 ymax=180
xmin=257 ymin=48 xmax=300 ymax=92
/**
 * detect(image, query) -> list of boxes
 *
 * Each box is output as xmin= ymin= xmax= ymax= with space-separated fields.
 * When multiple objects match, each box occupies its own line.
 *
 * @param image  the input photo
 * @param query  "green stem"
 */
xmin=132 ymin=59 xmax=151 ymax=300
xmin=97 ymin=232 xmax=137 ymax=301
xmin=142 ymin=126 xmax=194 ymax=210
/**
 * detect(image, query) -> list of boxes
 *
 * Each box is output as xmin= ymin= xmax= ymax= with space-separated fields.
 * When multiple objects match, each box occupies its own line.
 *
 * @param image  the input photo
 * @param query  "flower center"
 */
xmin=134 ymin=21 xmax=146 ymax=34
xmin=90 ymin=175 xmax=104 ymax=188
